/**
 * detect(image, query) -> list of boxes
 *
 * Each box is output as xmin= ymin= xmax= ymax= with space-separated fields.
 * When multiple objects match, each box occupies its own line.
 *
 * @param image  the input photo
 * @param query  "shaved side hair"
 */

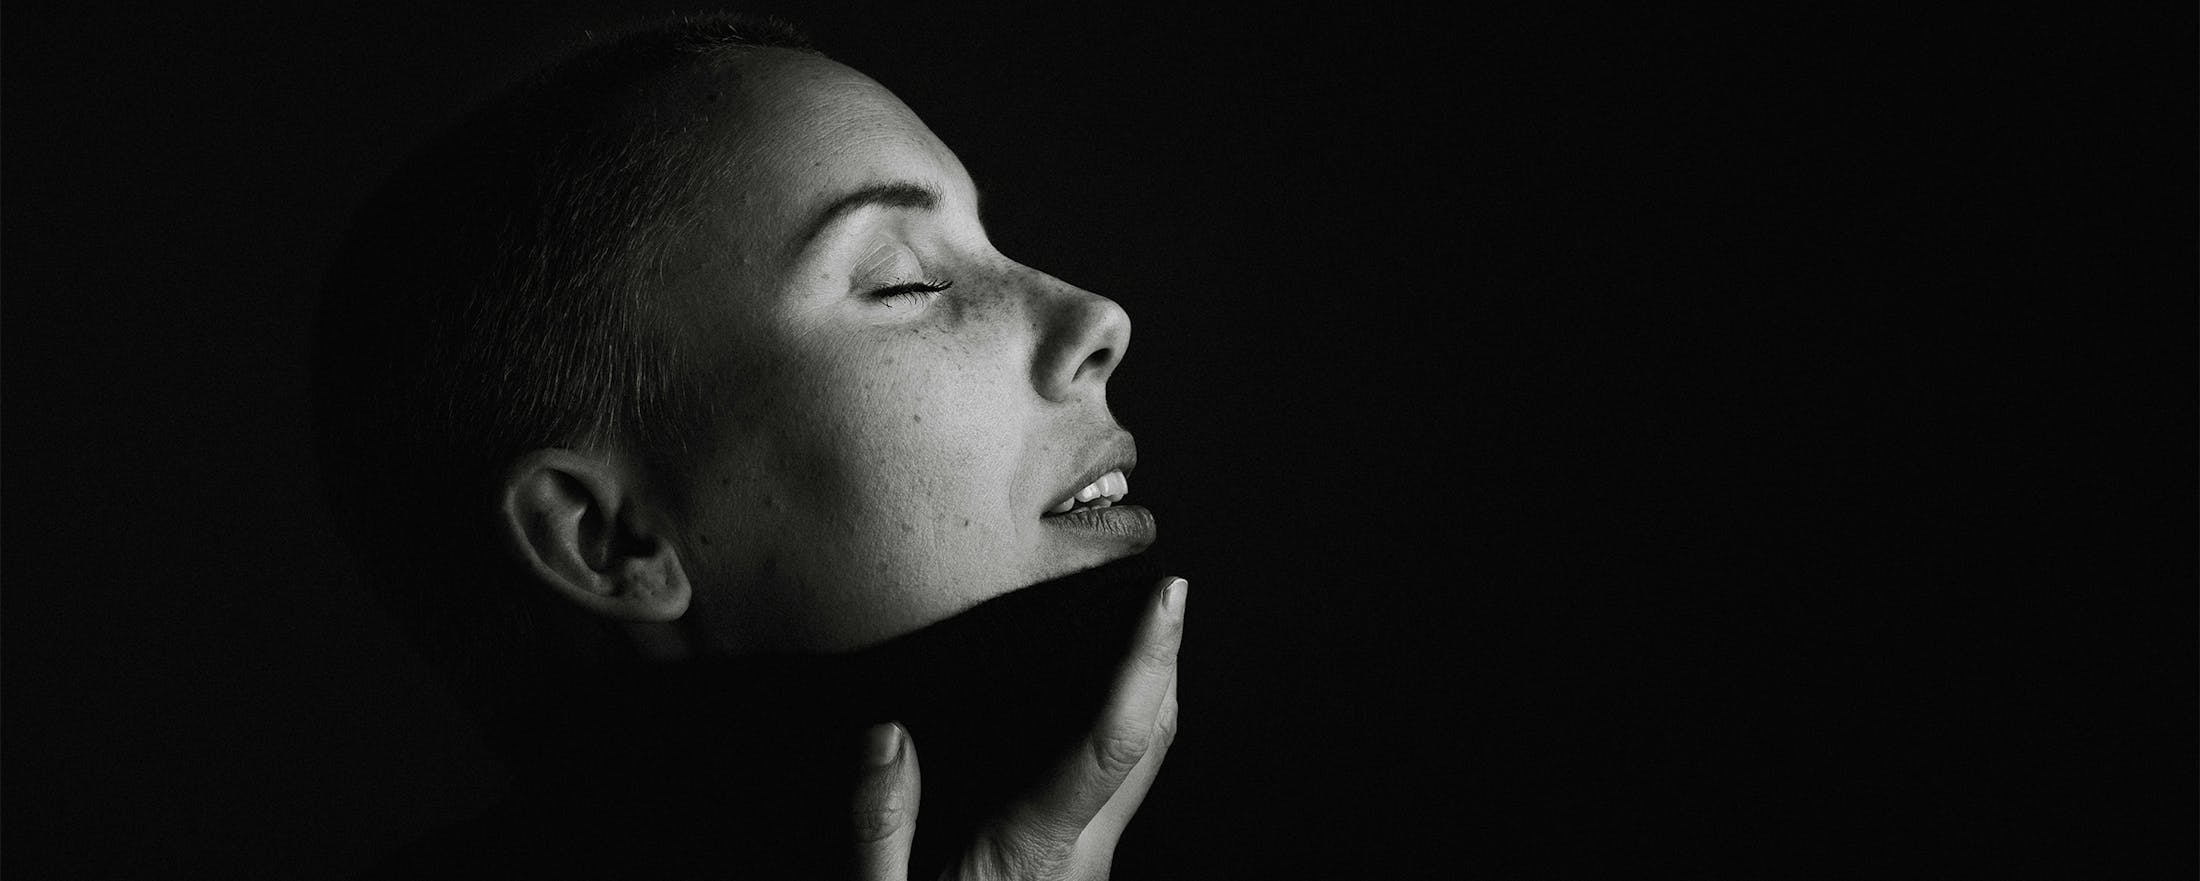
xmin=312 ymin=13 xmax=816 ymax=730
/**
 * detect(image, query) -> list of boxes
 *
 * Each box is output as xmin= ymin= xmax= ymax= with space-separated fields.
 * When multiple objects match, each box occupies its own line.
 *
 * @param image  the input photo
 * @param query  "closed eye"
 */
xmin=872 ymin=278 xmax=953 ymax=308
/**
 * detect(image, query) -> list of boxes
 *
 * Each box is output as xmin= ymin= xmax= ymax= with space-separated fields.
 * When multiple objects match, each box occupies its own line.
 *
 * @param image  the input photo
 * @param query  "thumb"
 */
xmin=851 ymin=722 xmax=920 ymax=880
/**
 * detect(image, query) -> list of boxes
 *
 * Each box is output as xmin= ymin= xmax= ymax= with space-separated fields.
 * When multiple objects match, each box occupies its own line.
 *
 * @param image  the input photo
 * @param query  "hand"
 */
xmin=849 ymin=576 xmax=1186 ymax=880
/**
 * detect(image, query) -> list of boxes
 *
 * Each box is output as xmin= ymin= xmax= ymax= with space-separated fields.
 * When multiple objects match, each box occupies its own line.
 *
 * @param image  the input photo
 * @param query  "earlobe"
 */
xmin=607 ymin=546 xmax=692 ymax=622
xmin=498 ymin=449 xmax=693 ymax=623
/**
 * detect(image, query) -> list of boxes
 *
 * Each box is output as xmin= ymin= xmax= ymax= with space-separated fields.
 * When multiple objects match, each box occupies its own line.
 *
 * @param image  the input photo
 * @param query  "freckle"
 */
xmin=960 ymin=518 xmax=970 ymax=528
xmin=699 ymin=534 xmax=712 ymax=545
xmin=720 ymin=476 xmax=732 ymax=486
xmin=899 ymin=521 xmax=914 ymax=533
xmin=911 ymin=413 xmax=922 ymax=423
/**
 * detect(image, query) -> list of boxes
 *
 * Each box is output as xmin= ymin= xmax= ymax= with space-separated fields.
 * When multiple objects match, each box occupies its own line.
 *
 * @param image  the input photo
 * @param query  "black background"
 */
xmin=4 ymin=3 xmax=2191 ymax=878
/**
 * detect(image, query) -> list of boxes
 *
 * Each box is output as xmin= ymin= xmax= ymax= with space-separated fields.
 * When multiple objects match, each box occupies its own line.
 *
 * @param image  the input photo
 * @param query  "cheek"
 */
xmin=730 ymin=302 xmax=1018 ymax=532
xmin=691 ymin=277 xmax=1048 ymax=625
xmin=839 ymin=339 xmax=1024 ymax=538
xmin=754 ymin=339 xmax=1031 ymax=641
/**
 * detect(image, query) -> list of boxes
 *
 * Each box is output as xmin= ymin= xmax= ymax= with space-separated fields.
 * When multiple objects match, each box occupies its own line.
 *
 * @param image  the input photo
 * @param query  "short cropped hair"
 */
xmin=312 ymin=14 xmax=817 ymax=730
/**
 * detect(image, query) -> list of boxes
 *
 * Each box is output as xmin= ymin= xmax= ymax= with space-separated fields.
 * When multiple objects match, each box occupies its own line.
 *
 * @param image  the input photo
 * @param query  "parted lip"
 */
xmin=1042 ymin=432 xmax=1138 ymax=516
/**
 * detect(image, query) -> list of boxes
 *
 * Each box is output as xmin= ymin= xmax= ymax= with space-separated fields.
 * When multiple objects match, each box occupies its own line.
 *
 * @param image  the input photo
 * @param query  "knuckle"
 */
xmin=978 ymin=823 xmax=1075 ymax=880
xmin=1138 ymin=630 xmax=1182 ymax=669
xmin=1088 ymin=724 xmax=1153 ymax=778
xmin=850 ymin=795 xmax=909 ymax=844
xmin=1155 ymin=706 xmax=1180 ymax=750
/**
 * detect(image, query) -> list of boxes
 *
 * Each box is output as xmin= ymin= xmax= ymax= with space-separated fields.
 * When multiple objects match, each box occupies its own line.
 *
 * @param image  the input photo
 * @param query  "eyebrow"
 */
xmin=797 ymin=180 xmax=944 ymax=251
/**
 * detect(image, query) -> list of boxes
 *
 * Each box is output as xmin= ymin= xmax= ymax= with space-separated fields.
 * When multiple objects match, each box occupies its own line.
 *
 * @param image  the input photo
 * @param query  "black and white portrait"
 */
xmin=2 ymin=5 xmax=2182 ymax=878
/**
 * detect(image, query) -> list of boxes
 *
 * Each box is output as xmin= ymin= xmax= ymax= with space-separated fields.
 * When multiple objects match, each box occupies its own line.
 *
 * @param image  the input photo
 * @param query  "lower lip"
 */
xmin=1041 ymin=503 xmax=1156 ymax=542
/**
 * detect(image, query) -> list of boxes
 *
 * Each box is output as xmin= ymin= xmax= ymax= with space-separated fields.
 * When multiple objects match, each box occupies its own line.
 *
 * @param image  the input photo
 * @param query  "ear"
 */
xmin=496 ymin=449 xmax=691 ymax=623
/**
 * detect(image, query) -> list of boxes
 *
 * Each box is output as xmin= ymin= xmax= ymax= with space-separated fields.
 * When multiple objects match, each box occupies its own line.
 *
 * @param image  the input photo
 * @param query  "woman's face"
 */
xmin=656 ymin=51 xmax=1152 ymax=654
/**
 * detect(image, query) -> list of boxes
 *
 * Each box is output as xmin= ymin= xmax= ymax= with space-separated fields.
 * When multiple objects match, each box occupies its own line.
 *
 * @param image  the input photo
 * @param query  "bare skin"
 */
xmin=495 ymin=49 xmax=1184 ymax=877
xmin=656 ymin=51 xmax=1158 ymax=656
xmin=852 ymin=577 xmax=1184 ymax=881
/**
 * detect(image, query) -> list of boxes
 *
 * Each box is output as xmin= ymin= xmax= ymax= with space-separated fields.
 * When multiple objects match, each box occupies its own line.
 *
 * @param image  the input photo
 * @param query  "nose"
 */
xmin=1032 ymin=280 xmax=1131 ymax=403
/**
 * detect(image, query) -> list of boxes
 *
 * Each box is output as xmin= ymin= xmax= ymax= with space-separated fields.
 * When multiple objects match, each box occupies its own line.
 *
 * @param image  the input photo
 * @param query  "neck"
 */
xmin=485 ymin=548 xmax=1172 ymax=878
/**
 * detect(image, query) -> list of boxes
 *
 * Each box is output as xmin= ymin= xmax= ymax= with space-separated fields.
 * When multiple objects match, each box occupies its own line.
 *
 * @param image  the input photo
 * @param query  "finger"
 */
xmin=1083 ymin=666 xmax=1178 ymax=849
xmin=1014 ymin=576 xmax=1186 ymax=837
xmin=850 ymin=722 xmax=920 ymax=881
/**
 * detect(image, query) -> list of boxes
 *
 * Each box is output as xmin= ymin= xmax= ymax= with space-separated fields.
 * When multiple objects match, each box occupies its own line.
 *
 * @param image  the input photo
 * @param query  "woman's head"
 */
xmin=313 ymin=15 xmax=1150 ymax=712
xmin=630 ymin=49 xmax=1149 ymax=653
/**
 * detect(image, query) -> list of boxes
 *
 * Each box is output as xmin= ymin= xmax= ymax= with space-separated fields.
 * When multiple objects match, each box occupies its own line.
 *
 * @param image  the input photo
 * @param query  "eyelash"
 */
xmin=871 ymin=278 xmax=953 ymax=307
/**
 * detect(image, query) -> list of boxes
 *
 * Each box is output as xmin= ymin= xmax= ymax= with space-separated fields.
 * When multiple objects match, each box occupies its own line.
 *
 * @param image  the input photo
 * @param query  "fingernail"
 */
xmin=866 ymin=722 xmax=903 ymax=767
xmin=1163 ymin=577 xmax=1188 ymax=618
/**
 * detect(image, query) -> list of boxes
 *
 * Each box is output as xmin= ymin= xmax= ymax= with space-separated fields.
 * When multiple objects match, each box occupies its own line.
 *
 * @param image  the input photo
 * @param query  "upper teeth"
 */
xmin=1049 ymin=470 xmax=1128 ymax=514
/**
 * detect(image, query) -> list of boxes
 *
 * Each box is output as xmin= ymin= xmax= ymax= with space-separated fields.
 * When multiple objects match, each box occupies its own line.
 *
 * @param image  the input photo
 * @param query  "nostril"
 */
xmin=1081 ymin=346 xmax=1118 ymax=381
xmin=1034 ymin=282 xmax=1131 ymax=401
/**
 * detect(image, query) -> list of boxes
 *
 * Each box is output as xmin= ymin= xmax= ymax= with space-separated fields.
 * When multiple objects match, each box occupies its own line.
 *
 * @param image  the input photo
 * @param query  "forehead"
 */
xmin=683 ymin=51 xmax=966 ymax=248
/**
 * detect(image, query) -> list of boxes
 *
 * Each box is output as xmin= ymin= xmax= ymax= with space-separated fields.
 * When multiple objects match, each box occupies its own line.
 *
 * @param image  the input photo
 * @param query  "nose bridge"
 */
xmin=1027 ymin=271 xmax=1131 ymax=403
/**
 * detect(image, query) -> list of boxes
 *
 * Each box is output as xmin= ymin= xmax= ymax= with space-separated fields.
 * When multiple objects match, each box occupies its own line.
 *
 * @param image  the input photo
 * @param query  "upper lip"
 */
xmin=1045 ymin=432 xmax=1138 ymax=515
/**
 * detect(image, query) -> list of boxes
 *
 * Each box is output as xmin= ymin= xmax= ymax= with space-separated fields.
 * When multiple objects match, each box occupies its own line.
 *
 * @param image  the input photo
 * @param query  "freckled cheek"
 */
xmin=778 ymin=360 xmax=932 ymax=509
xmin=768 ymin=308 xmax=1025 ymax=529
xmin=861 ymin=366 xmax=1023 ymax=536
